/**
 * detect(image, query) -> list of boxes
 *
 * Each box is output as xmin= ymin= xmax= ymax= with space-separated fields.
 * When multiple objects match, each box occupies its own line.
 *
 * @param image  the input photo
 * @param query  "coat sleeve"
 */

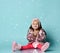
xmin=27 ymin=29 xmax=35 ymax=42
xmin=37 ymin=29 xmax=46 ymax=42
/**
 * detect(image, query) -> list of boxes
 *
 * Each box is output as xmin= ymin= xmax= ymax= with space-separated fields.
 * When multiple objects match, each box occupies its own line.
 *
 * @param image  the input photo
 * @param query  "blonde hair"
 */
xmin=32 ymin=18 xmax=41 ymax=26
xmin=29 ymin=18 xmax=42 ymax=31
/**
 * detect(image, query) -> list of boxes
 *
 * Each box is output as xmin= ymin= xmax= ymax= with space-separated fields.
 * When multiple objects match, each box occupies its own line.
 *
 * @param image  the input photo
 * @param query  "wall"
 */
xmin=0 ymin=0 xmax=60 ymax=51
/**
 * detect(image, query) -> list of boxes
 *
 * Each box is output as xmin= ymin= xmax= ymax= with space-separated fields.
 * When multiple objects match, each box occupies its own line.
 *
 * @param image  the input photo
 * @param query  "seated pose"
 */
xmin=12 ymin=18 xmax=50 ymax=52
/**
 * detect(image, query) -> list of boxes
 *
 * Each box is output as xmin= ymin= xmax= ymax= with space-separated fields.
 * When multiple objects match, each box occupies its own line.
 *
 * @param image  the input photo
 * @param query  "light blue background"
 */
xmin=0 ymin=0 xmax=60 ymax=53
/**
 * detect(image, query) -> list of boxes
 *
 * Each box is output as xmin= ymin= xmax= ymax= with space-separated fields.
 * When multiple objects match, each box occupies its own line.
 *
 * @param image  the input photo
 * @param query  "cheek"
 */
xmin=36 ymin=25 xmax=39 ymax=28
xmin=32 ymin=25 xmax=34 ymax=28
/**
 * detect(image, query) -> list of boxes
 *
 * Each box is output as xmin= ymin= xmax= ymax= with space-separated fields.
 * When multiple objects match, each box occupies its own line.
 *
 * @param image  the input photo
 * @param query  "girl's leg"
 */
xmin=12 ymin=41 xmax=21 ymax=51
xmin=41 ymin=42 xmax=50 ymax=52
xmin=12 ymin=42 xmax=34 ymax=51
xmin=21 ymin=43 xmax=34 ymax=50
xmin=37 ymin=43 xmax=43 ymax=50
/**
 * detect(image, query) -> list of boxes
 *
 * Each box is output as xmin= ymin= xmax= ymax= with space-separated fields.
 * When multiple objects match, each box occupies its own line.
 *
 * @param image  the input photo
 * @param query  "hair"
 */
xmin=28 ymin=18 xmax=47 ymax=35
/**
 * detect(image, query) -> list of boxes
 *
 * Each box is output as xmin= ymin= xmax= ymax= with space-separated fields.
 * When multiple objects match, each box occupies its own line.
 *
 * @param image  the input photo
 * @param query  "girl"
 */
xmin=12 ymin=18 xmax=50 ymax=52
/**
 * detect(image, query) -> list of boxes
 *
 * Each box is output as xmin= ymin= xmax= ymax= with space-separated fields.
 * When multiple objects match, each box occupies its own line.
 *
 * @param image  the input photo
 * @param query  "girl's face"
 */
xmin=32 ymin=20 xmax=39 ymax=30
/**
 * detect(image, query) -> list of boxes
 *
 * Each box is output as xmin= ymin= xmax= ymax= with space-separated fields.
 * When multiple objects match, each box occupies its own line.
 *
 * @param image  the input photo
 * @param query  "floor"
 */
xmin=14 ymin=48 xmax=60 ymax=53
xmin=0 ymin=41 xmax=60 ymax=53
xmin=1 ymin=47 xmax=60 ymax=53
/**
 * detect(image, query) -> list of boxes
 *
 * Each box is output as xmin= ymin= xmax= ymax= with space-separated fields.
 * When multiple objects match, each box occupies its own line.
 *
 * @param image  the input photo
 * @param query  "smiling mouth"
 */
xmin=34 ymin=26 xmax=37 ymax=27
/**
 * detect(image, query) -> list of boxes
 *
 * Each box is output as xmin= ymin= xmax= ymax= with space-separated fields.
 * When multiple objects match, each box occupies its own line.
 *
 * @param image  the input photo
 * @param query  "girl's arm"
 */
xmin=38 ymin=29 xmax=46 ymax=42
xmin=27 ymin=29 xmax=35 ymax=43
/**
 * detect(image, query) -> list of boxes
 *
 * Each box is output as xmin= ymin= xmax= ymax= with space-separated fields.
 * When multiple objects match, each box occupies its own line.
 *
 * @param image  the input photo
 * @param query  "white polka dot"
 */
xmin=57 ymin=40 xmax=60 ymax=42
xmin=13 ymin=24 xmax=19 ymax=29
xmin=26 ymin=16 xmax=29 ymax=18
xmin=16 ymin=24 xmax=19 ymax=26
xmin=32 ymin=0 xmax=35 ymax=2
xmin=24 ymin=36 xmax=26 ymax=39
xmin=5 ymin=40 xmax=8 ymax=42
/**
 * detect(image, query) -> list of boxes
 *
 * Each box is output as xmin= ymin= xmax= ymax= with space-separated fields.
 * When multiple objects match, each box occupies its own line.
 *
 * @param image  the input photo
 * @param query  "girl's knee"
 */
xmin=45 ymin=42 xmax=50 ymax=46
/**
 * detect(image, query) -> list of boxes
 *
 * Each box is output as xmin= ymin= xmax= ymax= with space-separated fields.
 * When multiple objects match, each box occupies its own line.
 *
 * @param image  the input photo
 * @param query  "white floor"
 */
xmin=13 ymin=49 xmax=60 ymax=53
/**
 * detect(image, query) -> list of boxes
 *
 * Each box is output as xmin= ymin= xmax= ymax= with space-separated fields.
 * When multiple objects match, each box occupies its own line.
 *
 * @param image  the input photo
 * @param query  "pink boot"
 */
xmin=12 ymin=41 xmax=21 ymax=52
xmin=41 ymin=42 xmax=50 ymax=52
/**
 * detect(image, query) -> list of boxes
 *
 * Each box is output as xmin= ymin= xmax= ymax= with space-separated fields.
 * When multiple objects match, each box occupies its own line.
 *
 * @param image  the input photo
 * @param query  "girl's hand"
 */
xmin=32 ymin=42 xmax=39 ymax=48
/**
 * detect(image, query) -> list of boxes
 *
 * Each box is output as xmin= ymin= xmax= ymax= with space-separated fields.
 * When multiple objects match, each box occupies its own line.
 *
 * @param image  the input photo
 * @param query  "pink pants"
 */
xmin=20 ymin=43 xmax=43 ymax=50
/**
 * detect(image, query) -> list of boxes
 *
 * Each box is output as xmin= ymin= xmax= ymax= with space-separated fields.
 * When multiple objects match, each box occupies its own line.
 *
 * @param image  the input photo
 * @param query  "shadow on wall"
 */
xmin=46 ymin=30 xmax=55 ymax=50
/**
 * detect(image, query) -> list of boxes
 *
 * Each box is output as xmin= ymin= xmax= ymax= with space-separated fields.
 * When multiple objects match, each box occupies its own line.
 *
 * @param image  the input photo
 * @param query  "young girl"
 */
xmin=12 ymin=18 xmax=50 ymax=52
